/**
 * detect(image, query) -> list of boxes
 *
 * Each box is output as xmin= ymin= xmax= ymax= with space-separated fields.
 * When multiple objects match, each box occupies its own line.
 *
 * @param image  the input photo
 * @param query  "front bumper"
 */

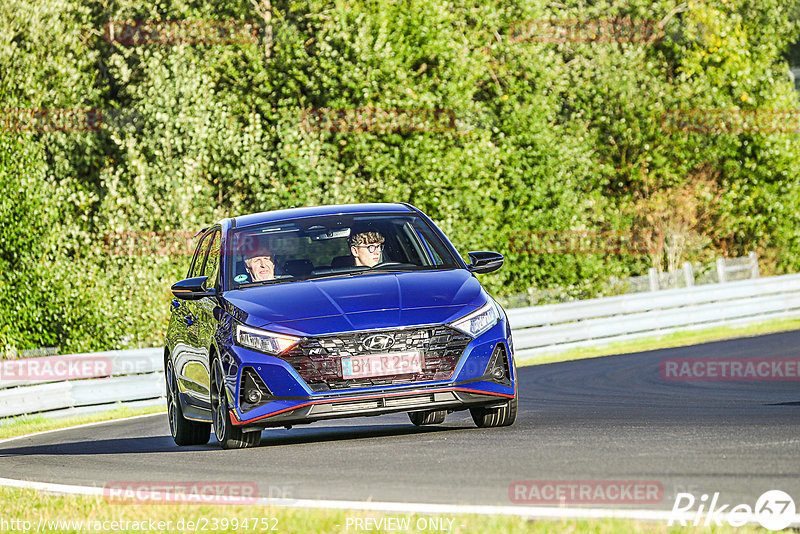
xmin=225 ymin=319 xmax=515 ymax=428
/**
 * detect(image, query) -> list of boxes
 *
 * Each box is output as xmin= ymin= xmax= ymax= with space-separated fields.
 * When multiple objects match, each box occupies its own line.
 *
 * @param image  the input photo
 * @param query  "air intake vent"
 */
xmin=485 ymin=343 xmax=512 ymax=386
xmin=330 ymin=400 xmax=381 ymax=412
xmin=239 ymin=367 xmax=273 ymax=412
xmin=384 ymin=395 xmax=434 ymax=408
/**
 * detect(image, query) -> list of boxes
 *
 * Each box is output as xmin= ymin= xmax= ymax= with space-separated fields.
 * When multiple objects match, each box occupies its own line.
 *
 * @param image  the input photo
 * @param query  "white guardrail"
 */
xmin=0 ymin=349 xmax=164 ymax=420
xmin=508 ymin=272 xmax=800 ymax=360
xmin=2 ymin=273 xmax=800 ymax=420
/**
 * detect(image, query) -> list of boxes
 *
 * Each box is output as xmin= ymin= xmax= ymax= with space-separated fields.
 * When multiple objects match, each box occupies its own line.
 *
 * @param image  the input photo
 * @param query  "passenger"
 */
xmin=349 ymin=230 xmax=385 ymax=268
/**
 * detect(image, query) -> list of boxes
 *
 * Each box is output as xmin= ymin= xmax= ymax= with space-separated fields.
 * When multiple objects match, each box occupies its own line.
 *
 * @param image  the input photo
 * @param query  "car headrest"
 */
xmin=282 ymin=259 xmax=314 ymax=277
xmin=331 ymin=255 xmax=353 ymax=269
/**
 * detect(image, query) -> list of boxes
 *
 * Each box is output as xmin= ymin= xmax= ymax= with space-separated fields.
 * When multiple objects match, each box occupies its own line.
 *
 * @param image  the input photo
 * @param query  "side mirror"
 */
xmin=171 ymin=276 xmax=215 ymax=300
xmin=467 ymin=251 xmax=504 ymax=274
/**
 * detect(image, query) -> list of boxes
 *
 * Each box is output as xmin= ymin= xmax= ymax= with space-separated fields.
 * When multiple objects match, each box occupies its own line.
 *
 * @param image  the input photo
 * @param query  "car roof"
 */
xmin=232 ymin=203 xmax=415 ymax=228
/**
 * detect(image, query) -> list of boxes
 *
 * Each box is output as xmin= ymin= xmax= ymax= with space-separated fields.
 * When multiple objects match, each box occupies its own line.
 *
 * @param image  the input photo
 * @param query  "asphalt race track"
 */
xmin=1 ymin=330 xmax=798 ymax=512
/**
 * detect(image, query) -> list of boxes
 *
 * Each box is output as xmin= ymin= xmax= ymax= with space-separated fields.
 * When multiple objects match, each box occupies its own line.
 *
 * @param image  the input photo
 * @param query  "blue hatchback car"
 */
xmin=165 ymin=203 xmax=517 ymax=448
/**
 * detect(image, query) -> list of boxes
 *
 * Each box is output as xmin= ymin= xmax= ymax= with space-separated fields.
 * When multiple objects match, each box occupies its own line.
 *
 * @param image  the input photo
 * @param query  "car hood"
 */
xmin=223 ymin=269 xmax=485 ymax=336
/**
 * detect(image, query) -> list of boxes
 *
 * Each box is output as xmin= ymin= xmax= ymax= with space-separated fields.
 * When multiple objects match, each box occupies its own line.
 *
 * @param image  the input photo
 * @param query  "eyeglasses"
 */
xmin=354 ymin=243 xmax=385 ymax=253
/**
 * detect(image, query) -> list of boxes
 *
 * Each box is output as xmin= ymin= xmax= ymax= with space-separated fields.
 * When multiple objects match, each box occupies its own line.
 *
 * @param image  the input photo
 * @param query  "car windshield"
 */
xmin=228 ymin=213 xmax=461 ymax=287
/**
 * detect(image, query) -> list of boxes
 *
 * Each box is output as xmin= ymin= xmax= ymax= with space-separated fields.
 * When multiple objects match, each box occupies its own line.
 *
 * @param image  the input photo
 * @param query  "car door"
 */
xmin=172 ymin=229 xmax=214 ymax=407
xmin=186 ymin=228 xmax=222 ymax=406
xmin=169 ymin=230 xmax=209 ymax=364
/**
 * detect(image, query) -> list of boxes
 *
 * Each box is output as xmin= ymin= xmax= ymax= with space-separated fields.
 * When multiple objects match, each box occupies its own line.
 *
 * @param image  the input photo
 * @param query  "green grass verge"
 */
xmin=518 ymin=317 xmax=800 ymax=367
xmin=0 ymin=486 xmax=774 ymax=533
xmin=0 ymin=405 xmax=165 ymax=440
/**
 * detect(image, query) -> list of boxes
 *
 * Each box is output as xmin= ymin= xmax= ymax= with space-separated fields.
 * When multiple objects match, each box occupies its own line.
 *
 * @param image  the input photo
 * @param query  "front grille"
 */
xmin=281 ymin=326 xmax=470 ymax=392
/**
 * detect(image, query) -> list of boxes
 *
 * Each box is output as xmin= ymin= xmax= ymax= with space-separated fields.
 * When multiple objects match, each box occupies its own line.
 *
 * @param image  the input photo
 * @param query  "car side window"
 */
xmin=411 ymin=220 xmax=447 ymax=264
xmin=188 ymin=232 xmax=212 ymax=278
xmin=201 ymin=230 xmax=221 ymax=289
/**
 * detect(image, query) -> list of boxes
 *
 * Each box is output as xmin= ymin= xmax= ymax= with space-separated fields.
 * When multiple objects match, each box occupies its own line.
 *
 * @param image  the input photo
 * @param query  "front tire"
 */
xmin=470 ymin=393 xmax=517 ymax=428
xmin=211 ymin=358 xmax=261 ymax=449
xmin=166 ymin=359 xmax=210 ymax=446
xmin=408 ymin=409 xmax=446 ymax=426
xmin=471 ymin=354 xmax=518 ymax=428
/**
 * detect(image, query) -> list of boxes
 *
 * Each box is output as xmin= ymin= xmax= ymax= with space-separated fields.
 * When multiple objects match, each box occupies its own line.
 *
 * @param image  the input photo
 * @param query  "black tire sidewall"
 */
xmin=211 ymin=359 xmax=231 ymax=444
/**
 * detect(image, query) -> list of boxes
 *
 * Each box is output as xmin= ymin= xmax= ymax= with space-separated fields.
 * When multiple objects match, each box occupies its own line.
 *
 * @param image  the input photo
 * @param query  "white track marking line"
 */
xmin=0 ymin=412 xmax=165 ymax=445
xmin=0 ymin=477 xmax=798 ymax=526
xmin=0 ymin=477 xmax=103 ymax=496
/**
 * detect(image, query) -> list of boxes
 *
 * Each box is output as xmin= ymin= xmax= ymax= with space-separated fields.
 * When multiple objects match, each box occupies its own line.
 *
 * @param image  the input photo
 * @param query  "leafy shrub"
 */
xmin=2 ymin=0 xmax=800 ymax=351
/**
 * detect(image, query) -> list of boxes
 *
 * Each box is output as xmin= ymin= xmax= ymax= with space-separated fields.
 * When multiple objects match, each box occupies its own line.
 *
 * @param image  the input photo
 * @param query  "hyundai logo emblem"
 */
xmin=362 ymin=333 xmax=395 ymax=351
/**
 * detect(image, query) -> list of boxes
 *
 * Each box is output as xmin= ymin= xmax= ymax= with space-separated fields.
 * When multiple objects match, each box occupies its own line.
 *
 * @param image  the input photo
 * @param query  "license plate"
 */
xmin=341 ymin=352 xmax=423 ymax=379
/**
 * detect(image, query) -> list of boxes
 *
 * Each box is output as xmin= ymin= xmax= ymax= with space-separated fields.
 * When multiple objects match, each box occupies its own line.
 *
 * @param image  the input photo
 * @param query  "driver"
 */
xmin=349 ymin=230 xmax=385 ymax=268
xmin=244 ymin=247 xmax=276 ymax=281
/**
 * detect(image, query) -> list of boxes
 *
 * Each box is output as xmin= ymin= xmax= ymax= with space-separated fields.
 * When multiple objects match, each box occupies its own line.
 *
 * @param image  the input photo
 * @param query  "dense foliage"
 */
xmin=2 ymin=0 xmax=799 ymax=352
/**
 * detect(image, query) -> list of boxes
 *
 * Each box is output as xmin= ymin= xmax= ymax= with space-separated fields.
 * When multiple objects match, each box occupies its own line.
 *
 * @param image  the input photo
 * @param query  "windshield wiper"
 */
xmin=235 ymin=270 xmax=366 ymax=288
xmin=305 ymin=270 xmax=368 ymax=280
xmin=367 ymin=267 xmax=409 ymax=273
xmin=235 ymin=278 xmax=295 ymax=288
xmin=234 ymin=266 xmax=427 ymax=287
xmin=367 ymin=262 xmax=419 ymax=273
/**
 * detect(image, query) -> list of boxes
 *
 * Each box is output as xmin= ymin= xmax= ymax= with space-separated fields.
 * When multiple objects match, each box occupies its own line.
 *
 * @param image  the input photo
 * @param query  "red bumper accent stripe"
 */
xmin=231 ymin=386 xmax=514 ymax=426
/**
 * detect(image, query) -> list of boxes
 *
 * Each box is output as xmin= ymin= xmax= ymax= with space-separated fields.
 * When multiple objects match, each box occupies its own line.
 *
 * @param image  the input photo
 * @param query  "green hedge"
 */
xmin=1 ymin=0 xmax=799 ymax=352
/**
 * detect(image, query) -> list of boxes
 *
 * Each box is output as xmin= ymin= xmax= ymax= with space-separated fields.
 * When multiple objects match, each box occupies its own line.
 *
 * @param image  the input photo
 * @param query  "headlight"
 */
xmin=450 ymin=301 xmax=499 ymax=337
xmin=235 ymin=325 xmax=300 ymax=355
